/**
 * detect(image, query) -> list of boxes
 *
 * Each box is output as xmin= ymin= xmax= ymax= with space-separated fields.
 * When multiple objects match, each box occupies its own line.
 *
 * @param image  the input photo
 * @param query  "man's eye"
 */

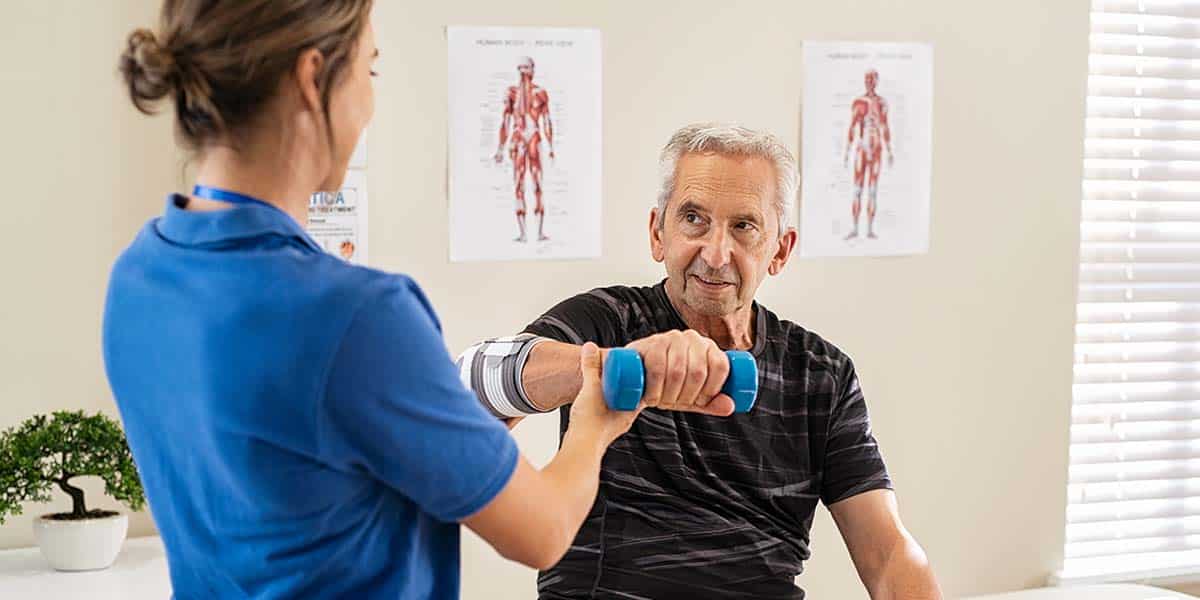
xmin=736 ymin=222 xmax=756 ymax=231
xmin=685 ymin=213 xmax=702 ymax=224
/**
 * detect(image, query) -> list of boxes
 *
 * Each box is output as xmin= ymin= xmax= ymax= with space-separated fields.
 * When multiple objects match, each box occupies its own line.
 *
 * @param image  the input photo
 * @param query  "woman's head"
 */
xmin=120 ymin=0 xmax=376 ymax=191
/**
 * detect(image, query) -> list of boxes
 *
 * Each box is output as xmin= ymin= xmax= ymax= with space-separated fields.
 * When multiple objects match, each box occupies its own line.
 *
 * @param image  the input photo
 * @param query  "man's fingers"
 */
xmin=685 ymin=394 xmax=735 ymax=417
xmin=659 ymin=343 xmax=687 ymax=409
xmin=640 ymin=344 xmax=667 ymax=407
xmin=698 ymin=345 xmax=728 ymax=407
xmin=627 ymin=331 xmax=738 ymax=418
xmin=677 ymin=340 xmax=708 ymax=408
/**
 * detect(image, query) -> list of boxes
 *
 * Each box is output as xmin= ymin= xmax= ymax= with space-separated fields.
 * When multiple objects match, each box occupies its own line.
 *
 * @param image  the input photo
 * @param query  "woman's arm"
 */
xmin=464 ymin=344 xmax=638 ymax=568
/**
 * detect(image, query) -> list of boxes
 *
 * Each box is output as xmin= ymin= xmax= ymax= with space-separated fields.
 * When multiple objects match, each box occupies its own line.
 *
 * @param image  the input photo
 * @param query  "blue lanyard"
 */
xmin=191 ymin=185 xmax=276 ymax=211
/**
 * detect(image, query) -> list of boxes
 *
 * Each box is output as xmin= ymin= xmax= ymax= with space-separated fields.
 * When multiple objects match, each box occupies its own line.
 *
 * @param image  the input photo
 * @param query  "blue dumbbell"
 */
xmin=602 ymin=348 xmax=758 ymax=413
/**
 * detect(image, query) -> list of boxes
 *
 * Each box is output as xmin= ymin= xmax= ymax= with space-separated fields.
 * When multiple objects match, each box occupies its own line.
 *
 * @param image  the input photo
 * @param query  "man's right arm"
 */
xmin=482 ymin=340 xmax=580 ymax=430
xmin=459 ymin=333 xmax=737 ymax=420
xmin=520 ymin=340 xmax=583 ymax=411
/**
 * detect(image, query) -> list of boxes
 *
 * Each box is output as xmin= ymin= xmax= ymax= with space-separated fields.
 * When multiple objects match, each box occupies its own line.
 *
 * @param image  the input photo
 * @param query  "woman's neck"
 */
xmin=191 ymin=144 xmax=320 ymax=226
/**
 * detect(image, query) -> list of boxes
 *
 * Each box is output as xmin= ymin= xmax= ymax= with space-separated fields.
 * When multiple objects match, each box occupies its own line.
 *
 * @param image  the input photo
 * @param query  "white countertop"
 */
xmin=0 ymin=536 xmax=171 ymax=599
xmin=1 ymin=537 xmax=1194 ymax=600
xmin=963 ymin=583 xmax=1195 ymax=600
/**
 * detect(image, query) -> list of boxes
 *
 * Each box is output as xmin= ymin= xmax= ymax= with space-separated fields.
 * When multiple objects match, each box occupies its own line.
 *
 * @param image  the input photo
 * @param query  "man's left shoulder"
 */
xmin=762 ymin=305 xmax=854 ymax=373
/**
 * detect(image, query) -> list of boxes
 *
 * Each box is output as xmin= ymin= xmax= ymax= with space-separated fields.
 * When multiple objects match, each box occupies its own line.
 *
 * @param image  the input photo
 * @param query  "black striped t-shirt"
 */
xmin=524 ymin=282 xmax=892 ymax=600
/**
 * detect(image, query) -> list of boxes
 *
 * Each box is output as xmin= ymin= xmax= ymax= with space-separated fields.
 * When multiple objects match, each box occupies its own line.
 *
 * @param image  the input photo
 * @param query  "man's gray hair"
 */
xmin=657 ymin=123 xmax=798 ymax=233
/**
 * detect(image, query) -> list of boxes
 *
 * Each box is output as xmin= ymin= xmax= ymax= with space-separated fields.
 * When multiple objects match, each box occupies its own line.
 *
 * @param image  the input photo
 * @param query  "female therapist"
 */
xmin=104 ymin=2 xmax=638 ymax=598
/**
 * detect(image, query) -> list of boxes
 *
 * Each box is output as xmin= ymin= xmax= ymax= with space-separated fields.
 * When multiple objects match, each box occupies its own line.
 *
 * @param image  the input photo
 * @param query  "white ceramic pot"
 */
xmin=32 ymin=512 xmax=128 ymax=571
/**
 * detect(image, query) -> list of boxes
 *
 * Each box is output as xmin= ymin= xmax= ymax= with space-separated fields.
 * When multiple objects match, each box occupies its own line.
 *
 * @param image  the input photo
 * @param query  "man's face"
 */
xmin=865 ymin=70 xmax=878 ymax=93
xmin=651 ymin=152 xmax=796 ymax=317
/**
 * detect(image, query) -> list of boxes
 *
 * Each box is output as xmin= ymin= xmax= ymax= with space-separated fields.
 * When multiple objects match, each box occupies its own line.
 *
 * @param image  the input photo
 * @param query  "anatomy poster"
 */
xmin=447 ymin=26 xmax=602 ymax=262
xmin=800 ymin=42 xmax=932 ymax=257
xmin=308 ymin=168 xmax=368 ymax=265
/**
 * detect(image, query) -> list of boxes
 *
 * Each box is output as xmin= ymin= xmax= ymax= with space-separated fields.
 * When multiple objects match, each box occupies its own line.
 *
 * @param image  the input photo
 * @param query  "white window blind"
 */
xmin=1062 ymin=0 xmax=1200 ymax=584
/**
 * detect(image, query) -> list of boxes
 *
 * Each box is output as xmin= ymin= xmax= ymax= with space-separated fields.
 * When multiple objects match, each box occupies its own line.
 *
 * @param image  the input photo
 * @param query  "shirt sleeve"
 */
xmin=317 ymin=276 xmax=519 ymax=522
xmin=820 ymin=359 xmax=893 ymax=506
xmin=522 ymin=289 xmax=624 ymax=347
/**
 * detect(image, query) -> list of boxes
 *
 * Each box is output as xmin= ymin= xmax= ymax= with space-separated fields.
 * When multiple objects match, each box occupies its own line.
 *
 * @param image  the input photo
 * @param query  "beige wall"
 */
xmin=0 ymin=0 xmax=175 ymax=550
xmin=0 ymin=1 xmax=1104 ymax=598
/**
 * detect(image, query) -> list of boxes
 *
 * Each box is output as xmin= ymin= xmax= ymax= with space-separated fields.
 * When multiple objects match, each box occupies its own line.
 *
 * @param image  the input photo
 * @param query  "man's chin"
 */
xmin=682 ymin=292 xmax=737 ymax=317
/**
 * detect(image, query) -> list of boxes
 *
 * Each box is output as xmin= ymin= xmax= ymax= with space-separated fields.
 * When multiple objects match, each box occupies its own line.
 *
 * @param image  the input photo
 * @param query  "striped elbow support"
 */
xmin=456 ymin=334 xmax=551 ymax=418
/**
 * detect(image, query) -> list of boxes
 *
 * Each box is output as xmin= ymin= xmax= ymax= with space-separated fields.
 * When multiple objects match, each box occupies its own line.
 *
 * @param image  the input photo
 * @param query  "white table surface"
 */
xmin=2 ymin=537 xmax=1195 ymax=600
xmin=963 ymin=583 xmax=1195 ymax=600
xmin=0 ymin=536 xmax=171 ymax=599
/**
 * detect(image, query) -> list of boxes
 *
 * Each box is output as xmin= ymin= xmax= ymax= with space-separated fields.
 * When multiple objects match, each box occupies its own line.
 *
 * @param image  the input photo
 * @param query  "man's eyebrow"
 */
xmin=730 ymin=209 xmax=765 ymax=223
xmin=675 ymin=200 xmax=708 ymax=215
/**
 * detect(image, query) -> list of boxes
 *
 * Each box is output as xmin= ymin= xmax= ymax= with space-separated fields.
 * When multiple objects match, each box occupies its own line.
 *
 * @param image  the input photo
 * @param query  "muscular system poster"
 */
xmin=447 ymin=26 xmax=602 ymax=262
xmin=800 ymin=42 xmax=933 ymax=257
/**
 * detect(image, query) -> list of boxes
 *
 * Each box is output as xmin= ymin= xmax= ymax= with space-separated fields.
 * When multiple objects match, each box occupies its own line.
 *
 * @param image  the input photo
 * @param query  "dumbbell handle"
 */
xmin=601 ymin=348 xmax=758 ymax=413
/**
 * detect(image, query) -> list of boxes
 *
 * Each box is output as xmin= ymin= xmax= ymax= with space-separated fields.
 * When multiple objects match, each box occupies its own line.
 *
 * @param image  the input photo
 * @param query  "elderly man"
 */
xmin=458 ymin=124 xmax=940 ymax=599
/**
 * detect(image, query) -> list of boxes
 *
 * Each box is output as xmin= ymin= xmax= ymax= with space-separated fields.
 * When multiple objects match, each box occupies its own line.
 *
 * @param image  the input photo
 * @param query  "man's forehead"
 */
xmin=672 ymin=152 xmax=775 ymax=204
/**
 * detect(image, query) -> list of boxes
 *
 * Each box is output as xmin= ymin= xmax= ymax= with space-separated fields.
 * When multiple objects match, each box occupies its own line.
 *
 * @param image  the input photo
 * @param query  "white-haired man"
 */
xmin=459 ymin=123 xmax=941 ymax=599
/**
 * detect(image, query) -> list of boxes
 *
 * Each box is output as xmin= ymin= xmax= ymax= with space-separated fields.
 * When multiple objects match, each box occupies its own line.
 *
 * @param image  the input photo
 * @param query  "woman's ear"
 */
xmin=283 ymin=48 xmax=334 ymax=178
xmin=292 ymin=48 xmax=325 ymax=115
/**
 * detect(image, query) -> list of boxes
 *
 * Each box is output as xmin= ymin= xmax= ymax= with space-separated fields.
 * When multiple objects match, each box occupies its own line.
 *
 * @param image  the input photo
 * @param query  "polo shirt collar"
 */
xmin=155 ymin=194 xmax=323 ymax=253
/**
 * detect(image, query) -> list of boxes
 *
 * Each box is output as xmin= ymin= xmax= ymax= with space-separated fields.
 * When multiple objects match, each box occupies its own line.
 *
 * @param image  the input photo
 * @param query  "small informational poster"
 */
xmin=309 ymin=168 xmax=368 ymax=265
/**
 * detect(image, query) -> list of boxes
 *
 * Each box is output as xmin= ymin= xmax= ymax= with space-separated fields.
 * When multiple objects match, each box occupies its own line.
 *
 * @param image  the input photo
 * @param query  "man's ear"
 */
xmin=649 ymin=208 xmax=665 ymax=263
xmin=767 ymin=227 xmax=797 ymax=276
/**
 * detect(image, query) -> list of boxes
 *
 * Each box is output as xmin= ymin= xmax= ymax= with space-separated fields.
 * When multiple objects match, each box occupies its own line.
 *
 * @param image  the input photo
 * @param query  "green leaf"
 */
xmin=0 ymin=411 xmax=146 ymax=523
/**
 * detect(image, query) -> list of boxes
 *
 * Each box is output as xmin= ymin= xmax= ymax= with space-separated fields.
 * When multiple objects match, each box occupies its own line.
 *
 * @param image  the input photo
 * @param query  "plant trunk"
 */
xmin=57 ymin=477 xmax=87 ymax=517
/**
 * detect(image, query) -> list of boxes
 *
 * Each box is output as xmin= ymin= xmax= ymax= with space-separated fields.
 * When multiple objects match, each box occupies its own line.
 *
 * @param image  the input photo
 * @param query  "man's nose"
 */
xmin=698 ymin=227 xmax=733 ymax=271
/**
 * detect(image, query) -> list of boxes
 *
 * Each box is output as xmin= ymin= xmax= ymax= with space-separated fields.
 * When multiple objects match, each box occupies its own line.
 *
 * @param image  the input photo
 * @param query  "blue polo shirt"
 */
xmin=103 ymin=195 xmax=518 ymax=599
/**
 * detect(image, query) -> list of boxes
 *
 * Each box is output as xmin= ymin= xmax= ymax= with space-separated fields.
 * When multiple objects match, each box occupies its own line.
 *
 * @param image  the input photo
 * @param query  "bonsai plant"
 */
xmin=0 ymin=410 xmax=146 ymax=571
